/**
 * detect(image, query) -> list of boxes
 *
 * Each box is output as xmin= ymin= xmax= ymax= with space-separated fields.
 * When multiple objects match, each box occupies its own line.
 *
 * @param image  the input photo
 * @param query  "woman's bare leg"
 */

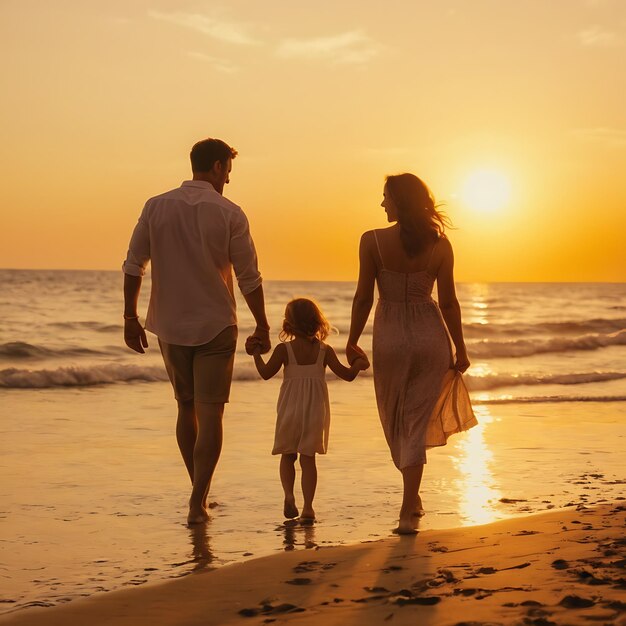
xmin=280 ymin=454 xmax=299 ymax=518
xmin=396 ymin=464 xmax=424 ymax=534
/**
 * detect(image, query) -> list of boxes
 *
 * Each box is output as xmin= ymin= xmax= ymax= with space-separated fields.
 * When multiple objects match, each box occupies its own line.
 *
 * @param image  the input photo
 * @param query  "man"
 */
xmin=122 ymin=138 xmax=270 ymax=524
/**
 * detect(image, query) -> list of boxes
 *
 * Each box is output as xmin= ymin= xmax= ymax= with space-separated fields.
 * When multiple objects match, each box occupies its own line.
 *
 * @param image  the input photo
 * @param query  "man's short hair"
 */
xmin=190 ymin=138 xmax=238 ymax=172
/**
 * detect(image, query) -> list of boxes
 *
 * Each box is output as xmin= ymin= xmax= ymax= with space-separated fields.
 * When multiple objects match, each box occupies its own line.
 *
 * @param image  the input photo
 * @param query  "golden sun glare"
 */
xmin=461 ymin=169 xmax=511 ymax=214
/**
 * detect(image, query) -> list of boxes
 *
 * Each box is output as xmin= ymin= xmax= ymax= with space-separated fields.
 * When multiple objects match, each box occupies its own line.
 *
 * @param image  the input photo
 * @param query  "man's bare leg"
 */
xmin=176 ymin=399 xmax=197 ymax=482
xmin=187 ymin=402 xmax=224 ymax=524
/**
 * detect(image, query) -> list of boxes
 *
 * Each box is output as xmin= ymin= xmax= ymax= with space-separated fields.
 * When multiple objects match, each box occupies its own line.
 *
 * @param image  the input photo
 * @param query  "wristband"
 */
xmin=123 ymin=314 xmax=139 ymax=320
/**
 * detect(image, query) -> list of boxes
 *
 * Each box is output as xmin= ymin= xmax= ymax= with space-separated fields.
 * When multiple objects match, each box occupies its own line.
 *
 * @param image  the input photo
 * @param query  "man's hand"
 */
xmin=124 ymin=318 xmax=149 ymax=354
xmin=245 ymin=326 xmax=271 ymax=355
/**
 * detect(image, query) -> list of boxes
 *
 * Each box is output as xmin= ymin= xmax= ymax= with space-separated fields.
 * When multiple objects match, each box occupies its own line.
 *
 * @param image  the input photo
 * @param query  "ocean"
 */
xmin=1 ymin=270 xmax=625 ymax=614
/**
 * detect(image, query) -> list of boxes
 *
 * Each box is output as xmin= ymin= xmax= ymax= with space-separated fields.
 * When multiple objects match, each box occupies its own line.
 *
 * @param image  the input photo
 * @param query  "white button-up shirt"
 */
xmin=123 ymin=180 xmax=262 ymax=346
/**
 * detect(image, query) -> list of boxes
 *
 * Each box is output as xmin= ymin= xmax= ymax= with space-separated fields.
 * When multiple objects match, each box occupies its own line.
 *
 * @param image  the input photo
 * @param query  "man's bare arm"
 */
xmin=123 ymin=274 xmax=148 ymax=354
xmin=243 ymin=284 xmax=271 ymax=354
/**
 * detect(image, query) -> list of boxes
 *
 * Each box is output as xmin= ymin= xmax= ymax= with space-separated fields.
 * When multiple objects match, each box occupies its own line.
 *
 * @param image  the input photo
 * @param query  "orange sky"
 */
xmin=1 ymin=1 xmax=625 ymax=281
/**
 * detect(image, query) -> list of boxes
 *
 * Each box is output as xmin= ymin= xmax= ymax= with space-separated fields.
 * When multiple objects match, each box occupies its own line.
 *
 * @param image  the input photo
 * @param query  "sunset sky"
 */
xmin=1 ymin=0 xmax=625 ymax=282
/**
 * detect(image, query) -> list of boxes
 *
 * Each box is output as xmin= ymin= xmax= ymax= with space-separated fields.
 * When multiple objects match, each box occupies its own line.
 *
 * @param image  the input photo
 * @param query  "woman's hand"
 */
xmin=454 ymin=350 xmax=470 ymax=373
xmin=346 ymin=343 xmax=368 ymax=365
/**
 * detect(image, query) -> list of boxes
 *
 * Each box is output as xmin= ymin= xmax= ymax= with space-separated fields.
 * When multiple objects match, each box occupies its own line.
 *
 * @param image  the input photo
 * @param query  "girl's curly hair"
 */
xmin=279 ymin=298 xmax=331 ymax=343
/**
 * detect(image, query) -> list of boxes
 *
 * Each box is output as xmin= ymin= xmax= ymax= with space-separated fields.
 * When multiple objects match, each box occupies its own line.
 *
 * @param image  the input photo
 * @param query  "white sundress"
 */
xmin=272 ymin=341 xmax=331 ymax=456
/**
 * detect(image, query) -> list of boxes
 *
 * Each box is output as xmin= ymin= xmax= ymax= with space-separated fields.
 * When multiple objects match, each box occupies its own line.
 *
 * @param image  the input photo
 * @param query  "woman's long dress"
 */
xmin=372 ymin=239 xmax=477 ymax=469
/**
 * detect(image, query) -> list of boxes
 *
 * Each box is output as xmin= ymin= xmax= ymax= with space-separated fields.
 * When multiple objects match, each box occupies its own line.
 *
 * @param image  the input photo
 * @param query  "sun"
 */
xmin=461 ymin=169 xmax=511 ymax=214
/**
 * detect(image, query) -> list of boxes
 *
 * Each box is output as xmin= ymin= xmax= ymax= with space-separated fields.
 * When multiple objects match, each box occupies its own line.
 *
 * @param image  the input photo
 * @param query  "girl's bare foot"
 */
xmin=300 ymin=506 xmax=315 ymax=522
xmin=284 ymin=496 xmax=299 ymax=519
xmin=187 ymin=506 xmax=209 ymax=525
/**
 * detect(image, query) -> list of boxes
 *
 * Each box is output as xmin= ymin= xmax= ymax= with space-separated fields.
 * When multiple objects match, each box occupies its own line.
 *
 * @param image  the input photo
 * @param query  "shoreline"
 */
xmin=2 ymin=503 xmax=624 ymax=626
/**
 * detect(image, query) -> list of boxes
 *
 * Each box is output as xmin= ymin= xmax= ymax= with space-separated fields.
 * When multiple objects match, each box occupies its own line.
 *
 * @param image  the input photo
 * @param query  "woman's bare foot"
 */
xmin=394 ymin=515 xmax=418 ymax=535
xmin=187 ymin=506 xmax=209 ymax=525
xmin=284 ymin=496 xmax=299 ymax=519
xmin=394 ymin=508 xmax=419 ymax=534
xmin=413 ymin=494 xmax=425 ymax=517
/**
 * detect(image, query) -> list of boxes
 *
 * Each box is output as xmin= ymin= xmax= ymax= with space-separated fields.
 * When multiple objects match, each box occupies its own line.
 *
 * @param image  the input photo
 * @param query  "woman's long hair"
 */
xmin=385 ymin=173 xmax=451 ymax=257
xmin=280 ymin=298 xmax=332 ymax=343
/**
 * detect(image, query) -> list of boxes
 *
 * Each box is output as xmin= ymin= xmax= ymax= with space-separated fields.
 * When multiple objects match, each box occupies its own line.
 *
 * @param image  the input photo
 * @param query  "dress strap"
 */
xmin=316 ymin=343 xmax=326 ymax=365
xmin=425 ymin=236 xmax=439 ymax=273
xmin=285 ymin=341 xmax=295 ymax=365
xmin=372 ymin=230 xmax=385 ymax=269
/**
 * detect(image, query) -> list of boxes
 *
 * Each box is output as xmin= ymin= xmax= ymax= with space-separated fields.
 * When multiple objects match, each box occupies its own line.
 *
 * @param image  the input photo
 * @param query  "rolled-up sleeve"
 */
xmin=122 ymin=206 xmax=151 ymax=277
xmin=230 ymin=209 xmax=262 ymax=295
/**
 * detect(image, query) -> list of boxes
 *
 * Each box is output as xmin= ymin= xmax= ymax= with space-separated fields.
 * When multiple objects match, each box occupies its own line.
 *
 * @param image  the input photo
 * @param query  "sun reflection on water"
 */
xmin=452 ymin=405 xmax=502 ymax=525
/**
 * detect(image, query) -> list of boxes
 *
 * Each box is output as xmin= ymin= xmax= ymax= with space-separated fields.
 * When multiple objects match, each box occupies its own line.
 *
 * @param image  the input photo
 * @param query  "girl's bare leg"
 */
xmin=395 ymin=464 xmax=424 ymax=534
xmin=299 ymin=454 xmax=317 ymax=520
xmin=280 ymin=454 xmax=299 ymax=518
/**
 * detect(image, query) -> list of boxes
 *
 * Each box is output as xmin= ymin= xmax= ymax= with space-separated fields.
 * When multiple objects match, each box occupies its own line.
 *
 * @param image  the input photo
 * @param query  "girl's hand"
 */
xmin=346 ymin=343 xmax=367 ymax=365
xmin=352 ymin=357 xmax=370 ymax=371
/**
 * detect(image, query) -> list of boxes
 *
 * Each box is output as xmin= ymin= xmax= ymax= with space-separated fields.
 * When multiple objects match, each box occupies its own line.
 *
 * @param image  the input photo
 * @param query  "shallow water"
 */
xmin=1 ymin=380 xmax=624 ymax=614
xmin=1 ymin=273 xmax=625 ymax=614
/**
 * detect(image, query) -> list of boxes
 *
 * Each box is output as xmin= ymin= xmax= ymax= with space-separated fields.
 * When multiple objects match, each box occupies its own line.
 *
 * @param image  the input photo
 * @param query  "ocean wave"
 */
xmin=477 ymin=395 xmax=626 ymax=405
xmin=468 ymin=329 xmax=626 ymax=358
xmin=47 ymin=321 xmax=119 ymax=333
xmin=0 ymin=362 xmax=265 ymax=389
xmin=464 ymin=317 xmax=626 ymax=338
xmin=0 ymin=342 xmax=110 ymax=359
xmin=465 ymin=371 xmax=626 ymax=391
xmin=0 ymin=364 xmax=170 ymax=389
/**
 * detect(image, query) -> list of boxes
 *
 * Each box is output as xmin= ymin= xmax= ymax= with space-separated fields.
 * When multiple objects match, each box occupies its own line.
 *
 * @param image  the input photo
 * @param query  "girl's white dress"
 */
xmin=272 ymin=341 xmax=331 ymax=456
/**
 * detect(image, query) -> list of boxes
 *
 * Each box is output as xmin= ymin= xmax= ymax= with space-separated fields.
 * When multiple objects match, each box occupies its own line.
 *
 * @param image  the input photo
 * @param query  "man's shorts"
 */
xmin=158 ymin=325 xmax=238 ymax=404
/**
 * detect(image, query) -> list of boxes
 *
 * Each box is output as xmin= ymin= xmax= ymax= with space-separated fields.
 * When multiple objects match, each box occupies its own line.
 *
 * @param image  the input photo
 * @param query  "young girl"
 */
xmin=252 ymin=298 xmax=369 ymax=521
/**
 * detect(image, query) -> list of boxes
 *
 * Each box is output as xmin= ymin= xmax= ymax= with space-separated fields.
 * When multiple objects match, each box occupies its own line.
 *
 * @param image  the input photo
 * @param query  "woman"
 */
xmin=347 ymin=173 xmax=477 ymax=534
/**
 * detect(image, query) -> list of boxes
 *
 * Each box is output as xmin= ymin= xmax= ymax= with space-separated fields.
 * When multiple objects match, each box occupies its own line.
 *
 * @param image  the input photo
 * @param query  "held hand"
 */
xmin=352 ymin=356 xmax=370 ymax=371
xmin=124 ymin=318 xmax=148 ymax=354
xmin=346 ymin=343 xmax=367 ymax=365
xmin=246 ymin=326 xmax=271 ymax=355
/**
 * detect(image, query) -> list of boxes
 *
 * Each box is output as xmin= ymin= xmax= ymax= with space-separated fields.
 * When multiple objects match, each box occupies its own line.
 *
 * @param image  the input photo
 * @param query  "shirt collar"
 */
xmin=181 ymin=180 xmax=216 ymax=191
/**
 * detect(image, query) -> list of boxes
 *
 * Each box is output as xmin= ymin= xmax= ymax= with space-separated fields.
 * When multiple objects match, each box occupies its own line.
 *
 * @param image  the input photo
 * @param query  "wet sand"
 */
xmin=1 ymin=379 xmax=625 ymax=615
xmin=1 ymin=503 xmax=624 ymax=626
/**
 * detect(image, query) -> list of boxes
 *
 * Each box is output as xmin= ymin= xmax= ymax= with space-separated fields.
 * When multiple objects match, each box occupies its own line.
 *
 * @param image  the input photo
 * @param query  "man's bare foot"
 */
xmin=187 ymin=506 xmax=209 ymax=525
xmin=284 ymin=496 xmax=299 ymax=519
xmin=300 ymin=506 xmax=315 ymax=522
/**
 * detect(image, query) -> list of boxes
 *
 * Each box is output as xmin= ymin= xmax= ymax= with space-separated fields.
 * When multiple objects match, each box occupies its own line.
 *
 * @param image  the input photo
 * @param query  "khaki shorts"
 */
xmin=158 ymin=326 xmax=237 ymax=404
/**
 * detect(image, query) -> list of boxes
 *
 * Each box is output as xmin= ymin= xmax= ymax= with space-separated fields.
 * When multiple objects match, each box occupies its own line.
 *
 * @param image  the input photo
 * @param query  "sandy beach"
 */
xmin=2 ymin=275 xmax=625 ymax=620
xmin=2 ymin=503 xmax=624 ymax=626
